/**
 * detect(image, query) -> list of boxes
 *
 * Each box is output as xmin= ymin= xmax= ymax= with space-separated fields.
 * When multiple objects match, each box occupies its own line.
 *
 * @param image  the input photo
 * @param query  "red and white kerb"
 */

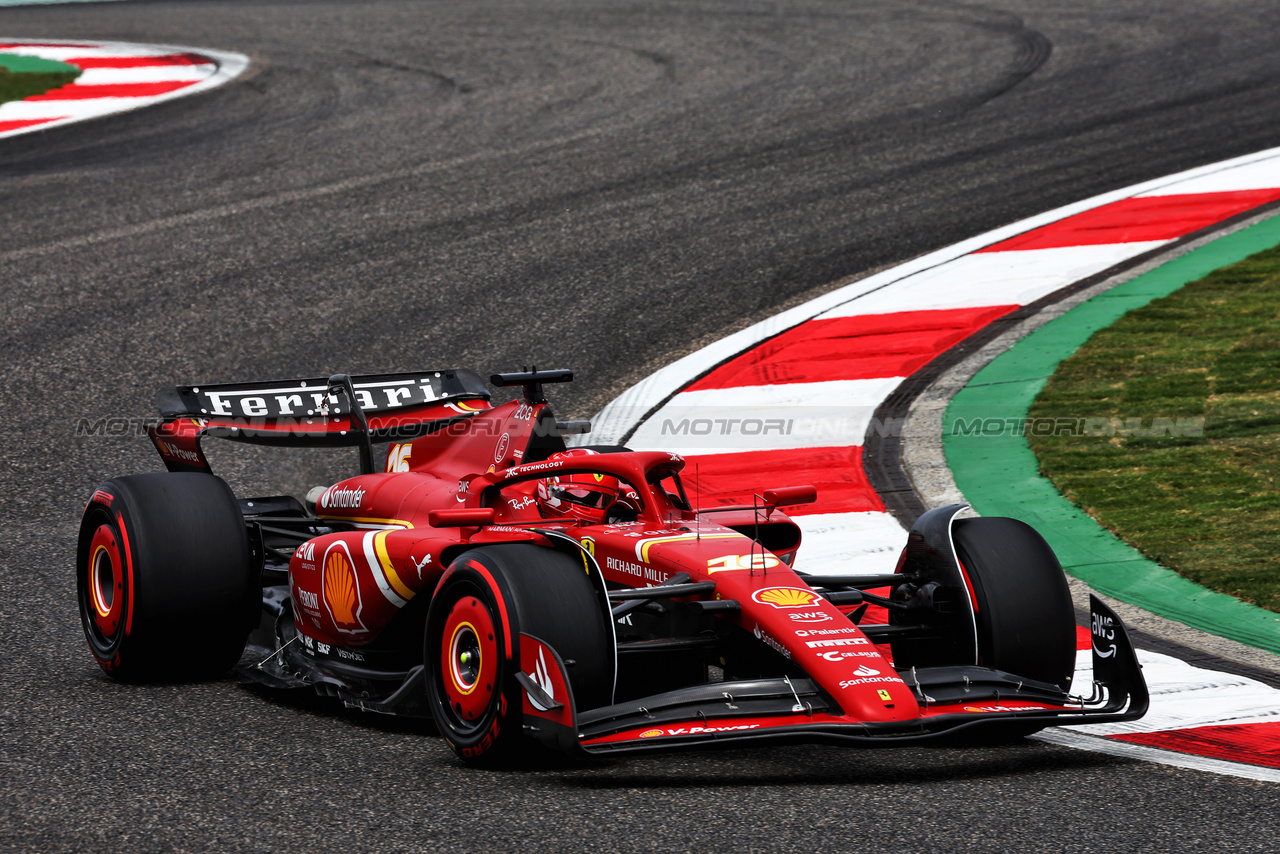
xmin=0 ymin=40 xmax=248 ymax=139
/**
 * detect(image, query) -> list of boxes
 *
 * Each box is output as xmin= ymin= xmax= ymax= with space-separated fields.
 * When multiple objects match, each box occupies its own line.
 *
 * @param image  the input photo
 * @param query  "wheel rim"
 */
xmin=440 ymin=595 xmax=498 ymax=724
xmin=86 ymin=523 xmax=124 ymax=639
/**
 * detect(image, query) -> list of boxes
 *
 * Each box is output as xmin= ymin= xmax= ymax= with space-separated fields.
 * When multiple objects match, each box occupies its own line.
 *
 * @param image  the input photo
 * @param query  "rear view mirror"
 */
xmin=761 ymin=486 xmax=817 ymax=507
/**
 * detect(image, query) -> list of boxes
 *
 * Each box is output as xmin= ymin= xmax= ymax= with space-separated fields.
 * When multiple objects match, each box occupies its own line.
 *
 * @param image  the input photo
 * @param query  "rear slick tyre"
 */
xmin=76 ymin=473 xmax=256 ymax=682
xmin=424 ymin=544 xmax=611 ymax=767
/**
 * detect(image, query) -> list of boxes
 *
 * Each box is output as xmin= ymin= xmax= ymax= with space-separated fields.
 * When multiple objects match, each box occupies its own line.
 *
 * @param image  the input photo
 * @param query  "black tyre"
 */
xmin=951 ymin=517 xmax=1076 ymax=690
xmin=424 ymin=544 xmax=612 ymax=767
xmin=77 ymin=473 xmax=257 ymax=682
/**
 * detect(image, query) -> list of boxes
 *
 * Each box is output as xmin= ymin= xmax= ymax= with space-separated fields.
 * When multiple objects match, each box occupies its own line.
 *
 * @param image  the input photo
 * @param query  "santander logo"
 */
xmin=320 ymin=484 xmax=366 ymax=510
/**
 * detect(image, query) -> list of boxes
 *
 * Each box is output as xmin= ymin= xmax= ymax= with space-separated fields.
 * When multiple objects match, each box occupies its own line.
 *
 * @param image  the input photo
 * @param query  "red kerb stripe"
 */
xmin=62 ymin=53 xmax=213 ymax=69
xmin=978 ymin=190 xmax=1280 ymax=252
xmin=1111 ymin=723 xmax=1280 ymax=769
xmin=681 ymin=446 xmax=885 ymax=515
xmin=687 ymin=306 xmax=1019 ymax=390
xmin=0 ymin=117 xmax=65 ymax=133
xmin=23 ymin=80 xmax=197 ymax=101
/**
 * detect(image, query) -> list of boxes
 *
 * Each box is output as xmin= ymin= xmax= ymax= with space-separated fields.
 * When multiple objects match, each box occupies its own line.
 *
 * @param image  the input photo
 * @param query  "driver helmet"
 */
xmin=536 ymin=449 xmax=618 ymax=524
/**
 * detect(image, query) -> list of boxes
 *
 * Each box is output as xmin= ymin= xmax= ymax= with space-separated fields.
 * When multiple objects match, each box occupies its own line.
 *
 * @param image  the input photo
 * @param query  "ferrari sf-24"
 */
xmin=77 ymin=368 xmax=1147 ymax=765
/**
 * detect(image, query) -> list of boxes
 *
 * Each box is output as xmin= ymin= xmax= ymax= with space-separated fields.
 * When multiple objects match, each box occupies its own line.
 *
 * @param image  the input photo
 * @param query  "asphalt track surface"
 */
xmin=5 ymin=1 xmax=1280 ymax=851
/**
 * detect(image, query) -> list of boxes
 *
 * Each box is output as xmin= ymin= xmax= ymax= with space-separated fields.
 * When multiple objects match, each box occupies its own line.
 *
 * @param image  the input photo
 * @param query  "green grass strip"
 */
xmin=0 ymin=53 xmax=80 ymax=106
xmin=944 ymin=215 xmax=1280 ymax=654
xmin=1029 ymin=242 xmax=1280 ymax=614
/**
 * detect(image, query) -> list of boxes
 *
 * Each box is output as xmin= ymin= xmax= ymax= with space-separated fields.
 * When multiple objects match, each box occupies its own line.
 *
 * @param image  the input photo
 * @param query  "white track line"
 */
xmin=1033 ymin=730 xmax=1280 ymax=783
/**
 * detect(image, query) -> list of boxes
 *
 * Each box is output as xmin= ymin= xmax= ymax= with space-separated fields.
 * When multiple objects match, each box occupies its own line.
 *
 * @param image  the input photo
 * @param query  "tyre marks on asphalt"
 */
xmin=589 ymin=146 xmax=1280 ymax=777
xmin=0 ymin=40 xmax=248 ymax=138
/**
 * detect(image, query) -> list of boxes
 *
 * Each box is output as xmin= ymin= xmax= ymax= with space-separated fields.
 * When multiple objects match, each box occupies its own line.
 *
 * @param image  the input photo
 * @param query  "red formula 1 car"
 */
xmin=77 ymin=368 xmax=1147 ymax=764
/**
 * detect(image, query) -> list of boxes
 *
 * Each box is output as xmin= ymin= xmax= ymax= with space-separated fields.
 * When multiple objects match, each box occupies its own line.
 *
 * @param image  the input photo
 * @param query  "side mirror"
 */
xmin=761 ymin=485 xmax=818 ymax=507
xmin=428 ymin=508 xmax=496 ymax=528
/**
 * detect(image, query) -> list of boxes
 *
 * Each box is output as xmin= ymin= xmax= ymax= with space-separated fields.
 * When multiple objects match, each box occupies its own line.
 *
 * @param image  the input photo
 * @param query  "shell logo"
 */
xmin=323 ymin=545 xmax=366 ymax=633
xmin=751 ymin=587 xmax=821 ymax=609
xmin=639 ymin=729 xmax=664 ymax=739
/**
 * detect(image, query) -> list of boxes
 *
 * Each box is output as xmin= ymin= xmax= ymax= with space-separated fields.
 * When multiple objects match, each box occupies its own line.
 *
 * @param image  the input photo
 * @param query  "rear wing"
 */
xmin=146 ymin=369 xmax=491 ymax=473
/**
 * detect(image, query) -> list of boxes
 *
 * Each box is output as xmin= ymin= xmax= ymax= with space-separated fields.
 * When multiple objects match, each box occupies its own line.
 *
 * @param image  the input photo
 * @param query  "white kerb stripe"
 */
xmin=1138 ymin=153 xmax=1280 ymax=197
xmin=627 ymin=377 xmax=905 ymax=455
xmin=791 ymin=511 xmax=907 ymax=576
xmin=76 ymin=67 xmax=213 ymax=84
xmin=0 ymin=98 xmax=165 ymax=121
xmin=814 ymin=242 xmax=1169 ymax=319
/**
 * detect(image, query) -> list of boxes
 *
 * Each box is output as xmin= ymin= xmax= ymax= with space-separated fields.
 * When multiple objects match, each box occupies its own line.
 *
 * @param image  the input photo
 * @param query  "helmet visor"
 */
xmin=549 ymin=485 xmax=610 ymax=508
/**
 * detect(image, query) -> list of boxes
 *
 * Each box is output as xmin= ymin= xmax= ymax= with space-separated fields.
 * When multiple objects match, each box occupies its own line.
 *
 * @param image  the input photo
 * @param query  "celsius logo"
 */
xmin=320 ymin=485 xmax=365 ymax=510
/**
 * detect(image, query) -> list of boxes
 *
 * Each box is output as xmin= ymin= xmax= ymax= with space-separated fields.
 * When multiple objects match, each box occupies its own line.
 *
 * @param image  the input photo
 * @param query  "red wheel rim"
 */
xmin=440 ymin=594 xmax=498 ymax=723
xmin=87 ymin=524 xmax=124 ymax=637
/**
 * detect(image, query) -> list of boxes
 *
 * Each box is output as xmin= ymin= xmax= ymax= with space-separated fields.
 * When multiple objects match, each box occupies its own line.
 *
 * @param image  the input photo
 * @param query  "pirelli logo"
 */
xmin=805 ymin=637 xmax=870 ymax=648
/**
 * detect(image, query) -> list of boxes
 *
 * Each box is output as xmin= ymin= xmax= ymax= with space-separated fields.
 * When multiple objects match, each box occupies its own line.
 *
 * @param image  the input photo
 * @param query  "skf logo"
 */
xmin=322 ymin=545 xmax=367 ymax=633
xmin=751 ymin=587 xmax=821 ymax=609
xmin=386 ymin=443 xmax=412 ymax=472
xmin=707 ymin=553 xmax=779 ymax=573
xmin=639 ymin=729 xmax=663 ymax=739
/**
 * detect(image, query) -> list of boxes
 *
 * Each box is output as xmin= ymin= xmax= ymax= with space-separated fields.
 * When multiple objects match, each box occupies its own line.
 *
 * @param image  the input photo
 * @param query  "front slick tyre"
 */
xmin=77 ymin=473 xmax=256 ymax=682
xmin=949 ymin=517 xmax=1075 ymax=743
xmin=425 ymin=545 xmax=611 ymax=768
xmin=951 ymin=517 xmax=1076 ymax=690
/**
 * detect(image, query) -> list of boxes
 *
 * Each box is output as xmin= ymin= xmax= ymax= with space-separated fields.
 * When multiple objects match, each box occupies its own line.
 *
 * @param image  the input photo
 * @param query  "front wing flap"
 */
xmin=517 ymin=595 xmax=1147 ymax=755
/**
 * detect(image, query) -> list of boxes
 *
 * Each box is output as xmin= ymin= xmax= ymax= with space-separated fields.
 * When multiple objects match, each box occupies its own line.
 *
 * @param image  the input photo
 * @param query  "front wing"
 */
xmin=519 ymin=596 xmax=1148 ymax=756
